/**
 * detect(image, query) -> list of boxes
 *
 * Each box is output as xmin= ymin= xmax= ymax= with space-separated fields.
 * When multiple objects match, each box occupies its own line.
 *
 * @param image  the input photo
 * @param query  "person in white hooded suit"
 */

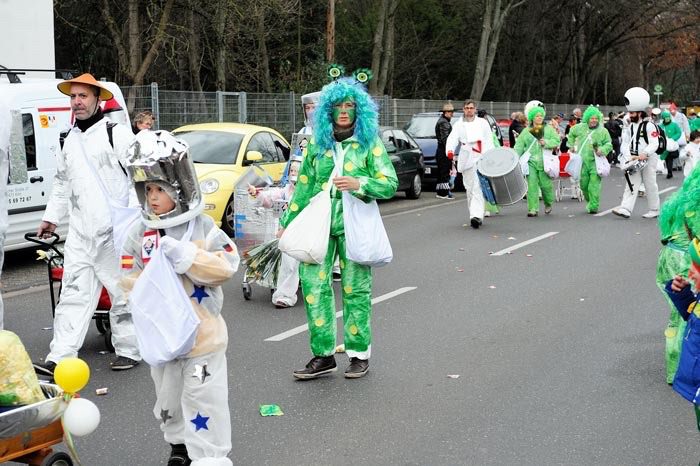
xmin=445 ymin=99 xmax=495 ymax=229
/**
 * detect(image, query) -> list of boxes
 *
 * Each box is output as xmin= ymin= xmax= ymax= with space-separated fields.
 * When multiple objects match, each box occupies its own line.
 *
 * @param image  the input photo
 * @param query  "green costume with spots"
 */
xmin=280 ymin=135 xmax=397 ymax=359
xmin=513 ymin=107 xmax=560 ymax=214
xmin=567 ymin=107 xmax=612 ymax=213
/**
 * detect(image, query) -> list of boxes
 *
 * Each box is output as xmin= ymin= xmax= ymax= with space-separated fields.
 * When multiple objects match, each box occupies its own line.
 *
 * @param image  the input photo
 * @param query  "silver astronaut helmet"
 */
xmin=301 ymin=91 xmax=321 ymax=126
xmin=126 ymin=130 xmax=204 ymax=229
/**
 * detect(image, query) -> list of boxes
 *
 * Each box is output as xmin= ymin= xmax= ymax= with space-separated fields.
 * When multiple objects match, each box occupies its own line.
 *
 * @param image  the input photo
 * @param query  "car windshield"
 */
xmin=405 ymin=113 xmax=464 ymax=138
xmin=174 ymin=130 xmax=244 ymax=164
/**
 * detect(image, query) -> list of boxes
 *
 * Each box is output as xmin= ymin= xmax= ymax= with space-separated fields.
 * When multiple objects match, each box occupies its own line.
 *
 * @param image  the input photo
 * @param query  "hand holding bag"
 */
xmin=278 ymin=163 xmax=336 ymax=264
xmin=594 ymin=154 xmax=611 ymax=177
xmin=543 ymin=149 xmax=560 ymax=179
xmin=129 ymin=221 xmax=200 ymax=366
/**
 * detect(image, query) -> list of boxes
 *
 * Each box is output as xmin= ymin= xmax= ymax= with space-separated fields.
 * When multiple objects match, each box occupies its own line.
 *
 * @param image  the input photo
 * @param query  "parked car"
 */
xmin=403 ymin=111 xmax=503 ymax=187
xmin=379 ymin=126 xmax=424 ymax=199
xmin=173 ymin=123 xmax=290 ymax=236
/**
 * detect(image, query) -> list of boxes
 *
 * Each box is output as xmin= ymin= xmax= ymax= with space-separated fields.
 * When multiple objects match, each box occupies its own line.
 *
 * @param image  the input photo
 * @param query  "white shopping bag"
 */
xmin=342 ymin=192 xmax=392 ymax=267
xmin=519 ymin=140 xmax=536 ymax=177
xmin=279 ymin=189 xmax=332 ymax=264
xmin=595 ymin=155 xmax=611 ymax=177
xmin=543 ymin=149 xmax=559 ymax=179
xmin=565 ymin=152 xmax=583 ymax=181
xmin=129 ymin=221 xmax=200 ymax=366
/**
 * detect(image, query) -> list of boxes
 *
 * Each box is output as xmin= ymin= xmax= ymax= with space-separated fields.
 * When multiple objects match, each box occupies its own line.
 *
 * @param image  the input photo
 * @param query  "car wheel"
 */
xmin=405 ymin=173 xmax=422 ymax=199
xmin=221 ymin=195 xmax=235 ymax=237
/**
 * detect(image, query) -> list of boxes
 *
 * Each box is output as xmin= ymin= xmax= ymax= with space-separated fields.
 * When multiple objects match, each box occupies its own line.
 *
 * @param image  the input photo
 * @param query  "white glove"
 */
xmin=159 ymin=235 xmax=197 ymax=274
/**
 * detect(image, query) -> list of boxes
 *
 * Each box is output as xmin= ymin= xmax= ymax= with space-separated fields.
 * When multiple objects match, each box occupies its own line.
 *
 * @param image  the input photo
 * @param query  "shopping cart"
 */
xmin=0 ymin=383 xmax=75 ymax=465
xmin=24 ymin=233 xmax=114 ymax=352
xmin=555 ymin=152 xmax=583 ymax=202
xmin=233 ymin=188 xmax=284 ymax=301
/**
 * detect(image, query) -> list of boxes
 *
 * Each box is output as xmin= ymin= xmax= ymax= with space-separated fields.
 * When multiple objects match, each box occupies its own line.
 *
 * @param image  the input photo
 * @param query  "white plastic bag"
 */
xmin=129 ymin=221 xmax=200 ymax=366
xmin=565 ymin=152 xmax=583 ymax=181
xmin=279 ymin=188 xmax=331 ymax=264
xmin=519 ymin=140 xmax=536 ymax=177
xmin=110 ymin=202 xmax=141 ymax=256
xmin=666 ymin=138 xmax=679 ymax=152
xmin=594 ymin=155 xmax=611 ymax=177
xmin=342 ymin=192 xmax=392 ymax=267
xmin=543 ymin=149 xmax=559 ymax=179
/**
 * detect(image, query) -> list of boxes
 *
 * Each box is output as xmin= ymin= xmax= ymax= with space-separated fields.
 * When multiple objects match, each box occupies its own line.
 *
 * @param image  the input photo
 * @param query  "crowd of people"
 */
xmin=2 ymin=70 xmax=700 ymax=465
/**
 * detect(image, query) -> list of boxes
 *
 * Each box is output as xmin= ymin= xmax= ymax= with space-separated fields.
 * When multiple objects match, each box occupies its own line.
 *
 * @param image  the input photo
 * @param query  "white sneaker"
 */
xmin=484 ymin=211 xmax=491 ymax=217
xmin=642 ymin=210 xmax=659 ymax=219
xmin=612 ymin=208 xmax=631 ymax=219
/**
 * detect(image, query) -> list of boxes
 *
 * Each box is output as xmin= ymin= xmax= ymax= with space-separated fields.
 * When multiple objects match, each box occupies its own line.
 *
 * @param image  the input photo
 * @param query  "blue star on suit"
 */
xmin=190 ymin=285 xmax=209 ymax=304
xmin=190 ymin=412 xmax=210 ymax=432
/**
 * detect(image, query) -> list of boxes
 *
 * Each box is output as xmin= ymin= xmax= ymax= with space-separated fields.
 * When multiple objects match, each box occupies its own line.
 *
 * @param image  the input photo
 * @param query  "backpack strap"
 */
xmin=106 ymin=121 xmax=116 ymax=149
xmin=59 ymin=128 xmax=71 ymax=150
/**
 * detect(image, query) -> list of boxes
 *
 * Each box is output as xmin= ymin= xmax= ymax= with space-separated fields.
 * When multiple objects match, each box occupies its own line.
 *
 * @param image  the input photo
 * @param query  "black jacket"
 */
xmin=508 ymin=119 xmax=524 ymax=148
xmin=435 ymin=114 xmax=452 ymax=157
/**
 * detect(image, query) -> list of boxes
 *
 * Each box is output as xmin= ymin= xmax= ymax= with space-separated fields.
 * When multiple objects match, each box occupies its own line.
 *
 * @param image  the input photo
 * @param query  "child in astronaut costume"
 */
xmin=120 ymin=131 xmax=239 ymax=466
xmin=280 ymin=73 xmax=398 ymax=380
xmin=247 ymin=156 xmax=303 ymax=308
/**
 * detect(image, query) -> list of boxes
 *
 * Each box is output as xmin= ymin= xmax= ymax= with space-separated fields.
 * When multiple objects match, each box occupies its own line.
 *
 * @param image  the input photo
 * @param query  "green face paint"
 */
xmin=332 ymin=99 xmax=356 ymax=126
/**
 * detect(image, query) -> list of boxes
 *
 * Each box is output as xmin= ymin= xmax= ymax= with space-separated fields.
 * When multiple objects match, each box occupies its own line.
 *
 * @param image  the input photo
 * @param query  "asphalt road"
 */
xmin=3 ymin=167 xmax=700 ymax=465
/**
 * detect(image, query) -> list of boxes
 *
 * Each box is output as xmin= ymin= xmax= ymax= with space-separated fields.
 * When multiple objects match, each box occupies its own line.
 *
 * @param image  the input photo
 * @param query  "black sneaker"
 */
xmin=332 ymin=272 xmax=342 ymax=282
xmin=293 ymin=356 xmax=337 ymax=380
xmin=34 ymin=361 xmax=57 ymax=378
xmin=470 ymin=217 xmax=482 ymax=229
xmin=344 ymin=358 xmax=369 ymax=379
xmin=110 ymin=356 xmax=140 ymax=371
xmin=168 ymin=444 xmax=191 ymax=466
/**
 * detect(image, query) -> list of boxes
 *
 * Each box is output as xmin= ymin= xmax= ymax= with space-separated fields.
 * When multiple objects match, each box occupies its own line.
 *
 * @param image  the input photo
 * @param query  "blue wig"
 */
xmin=312 ymin=77 xmax=379 ymax=154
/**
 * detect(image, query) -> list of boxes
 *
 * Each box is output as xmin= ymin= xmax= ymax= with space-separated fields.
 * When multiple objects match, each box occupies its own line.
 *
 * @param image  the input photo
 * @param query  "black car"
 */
xmin=403 ymin=111 xmax=503 ymax=187
xmin=379 ymin=126 xmax=424 ymax=199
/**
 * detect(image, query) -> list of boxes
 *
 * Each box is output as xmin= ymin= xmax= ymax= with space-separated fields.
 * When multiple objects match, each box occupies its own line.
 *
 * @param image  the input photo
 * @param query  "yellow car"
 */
xmin=173 ymin=123 xmax=290 ymax=235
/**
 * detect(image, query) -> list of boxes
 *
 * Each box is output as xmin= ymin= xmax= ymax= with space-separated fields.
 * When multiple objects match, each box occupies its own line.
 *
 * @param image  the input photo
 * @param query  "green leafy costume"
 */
xmin=656 ymin=168 xmax=700 ymax=382
xmin=280 ymin=78 xmax=398 ymax=360
xmin=513 ymin=107 xmax=560 ymax=214
xmin=568 ymin=106 xmax=612 ymax=213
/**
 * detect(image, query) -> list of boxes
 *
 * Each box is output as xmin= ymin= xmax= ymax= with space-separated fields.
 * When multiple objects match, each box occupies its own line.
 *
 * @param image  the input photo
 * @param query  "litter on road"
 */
xmin=259 ymin=404 xmax=284 ymax=417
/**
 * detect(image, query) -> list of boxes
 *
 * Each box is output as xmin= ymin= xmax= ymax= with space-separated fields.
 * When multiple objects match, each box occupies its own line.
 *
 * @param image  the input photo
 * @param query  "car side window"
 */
xmin=381 ymin=130 xmax=396 ymax=152
xmin=246 ymin=132 xmax=277 ymax=164
xmin=271 ymin=133 xmax=290 ymax=162
xmin=392 ymin=130 xmax=411 ymax=151
xmin=22 ymin=113 xmax=37 ymax=171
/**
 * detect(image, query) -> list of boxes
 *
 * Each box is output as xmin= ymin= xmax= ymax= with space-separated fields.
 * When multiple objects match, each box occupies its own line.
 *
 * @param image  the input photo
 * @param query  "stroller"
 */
xmin=555 ymin=152 xmax=583 ymax=202
xmin=24 ymin=233 xmax=114 ymax=352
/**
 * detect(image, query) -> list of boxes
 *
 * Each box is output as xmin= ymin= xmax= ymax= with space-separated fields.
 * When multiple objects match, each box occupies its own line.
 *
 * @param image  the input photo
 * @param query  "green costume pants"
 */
xmin=579 ymin=158 xmax=601 ymax=213
xmin=299 ymin=233 xmax=372 ymax=359
xmin=526 ymin=164 xmax=554 ymax=213
xmin=655 ymin=244 xmax=690 ymax=384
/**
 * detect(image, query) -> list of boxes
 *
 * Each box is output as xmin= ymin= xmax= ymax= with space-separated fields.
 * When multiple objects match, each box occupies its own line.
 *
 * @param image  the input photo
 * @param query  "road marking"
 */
xmin=264 ymin=286 xmax=416 ymax=342
xmin=491 ymin=232 xmax=558 ymax=256
xmin=2 ymin=284 xmax=50 ymax=299
xmin=383 ymin=200 xmax=465 ymax=219
xmin=594 ymin=186 xmax=677 ymax=217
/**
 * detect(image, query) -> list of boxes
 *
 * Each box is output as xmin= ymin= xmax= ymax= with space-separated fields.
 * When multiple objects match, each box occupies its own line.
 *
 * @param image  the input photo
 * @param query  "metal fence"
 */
xmin=122 ymin=83 xmax=626 ymax=137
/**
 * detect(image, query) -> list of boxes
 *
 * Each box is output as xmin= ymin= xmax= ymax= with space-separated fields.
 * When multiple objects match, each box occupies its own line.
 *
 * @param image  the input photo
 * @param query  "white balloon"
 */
xmin=63 ymin=398 xmax=101 ymax=437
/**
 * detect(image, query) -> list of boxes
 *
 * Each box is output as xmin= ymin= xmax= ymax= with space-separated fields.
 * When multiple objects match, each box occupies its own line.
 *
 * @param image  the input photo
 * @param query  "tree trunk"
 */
xmin=132 ymin=0 xmax=175 ymax=86
xmin=377 ymin=0 xmax=398 ymax=95
xmin=128 ymin=0 xmax=140 ymax=78
xmin=369 ymin=0 xmax=388 ymax=95
xmin=470 ymin=0 xmax=525 ymax=101
xmin=326 ymin=0 xmax=335 ymax=63
xmin=188 ymin=5 xmax=204 ymax=94
xmin=256 ymin=8 xmax=271 ymax=92
xmin=214 ymin=0 xmax=229 ymax=91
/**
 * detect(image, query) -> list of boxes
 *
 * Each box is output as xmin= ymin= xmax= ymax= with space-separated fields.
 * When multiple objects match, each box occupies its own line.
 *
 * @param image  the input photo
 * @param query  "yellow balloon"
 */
xmin=54 ymin=358 xmax=90 ymax=394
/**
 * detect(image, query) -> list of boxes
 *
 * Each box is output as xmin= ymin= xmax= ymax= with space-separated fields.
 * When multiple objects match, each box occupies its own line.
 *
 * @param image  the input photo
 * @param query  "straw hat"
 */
xmin=57 ymin=73 xmax=114 ymax=101
xmin=441 ymin=102 xmax=454 ymax=112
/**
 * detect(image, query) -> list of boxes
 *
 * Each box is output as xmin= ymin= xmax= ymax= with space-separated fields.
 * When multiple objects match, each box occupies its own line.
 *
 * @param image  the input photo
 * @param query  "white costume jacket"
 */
xmin=445 ymin=116 xmax=495 ymax=172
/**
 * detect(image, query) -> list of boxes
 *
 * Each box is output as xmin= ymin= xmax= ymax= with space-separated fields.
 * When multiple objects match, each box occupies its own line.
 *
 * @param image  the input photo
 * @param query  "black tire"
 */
xmin=42 ymin=451 xmax=73 ymax=466
xmin=405 ymin=173 xmax=422 ymax=199
xmin=105 ymin=329 xmax=115 ymax=353
xmin=95 ymin=316 xmax=110 ymax=335
xmin=242 ymin=283 xmax=252 ymax=300
xmin=221 ymin=195 xmax=235 ymax=237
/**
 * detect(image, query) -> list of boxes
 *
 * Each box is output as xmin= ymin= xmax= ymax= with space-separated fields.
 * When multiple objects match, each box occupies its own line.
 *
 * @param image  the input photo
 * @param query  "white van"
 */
xmin=1 ymin=74 xmax=130 ymax=250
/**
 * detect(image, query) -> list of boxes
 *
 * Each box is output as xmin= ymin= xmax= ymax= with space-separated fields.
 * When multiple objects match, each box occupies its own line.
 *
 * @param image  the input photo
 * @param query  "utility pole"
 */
xmin=326 ymin=0 xmax=335 ymax=63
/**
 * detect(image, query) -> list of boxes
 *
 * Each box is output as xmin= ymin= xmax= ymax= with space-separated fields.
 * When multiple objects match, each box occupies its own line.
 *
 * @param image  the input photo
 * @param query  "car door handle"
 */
xmin=30 ymin=176 xmax=44 ymax=183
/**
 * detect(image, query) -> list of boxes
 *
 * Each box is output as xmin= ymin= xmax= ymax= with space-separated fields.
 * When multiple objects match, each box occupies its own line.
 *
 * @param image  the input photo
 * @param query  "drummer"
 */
xmin=513 ymin=106 xmax=561 ymax=217
xmin=446 ymin=99 xmax=495 ymax=229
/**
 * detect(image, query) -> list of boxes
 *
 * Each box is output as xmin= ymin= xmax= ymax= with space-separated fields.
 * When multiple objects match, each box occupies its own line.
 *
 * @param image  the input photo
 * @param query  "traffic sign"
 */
xmin=654 ymin=84 xmax=663 ymax=92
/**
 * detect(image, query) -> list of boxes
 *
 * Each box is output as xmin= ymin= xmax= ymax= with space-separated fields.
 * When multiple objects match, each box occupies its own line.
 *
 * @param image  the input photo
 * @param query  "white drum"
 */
xmin=477 ymin=148 xmax=527 ymax=206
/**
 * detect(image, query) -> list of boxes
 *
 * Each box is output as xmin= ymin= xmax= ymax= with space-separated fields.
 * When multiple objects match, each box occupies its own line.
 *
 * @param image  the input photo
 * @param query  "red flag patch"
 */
xmin=651 ymin=131 xmax=659 ymax=137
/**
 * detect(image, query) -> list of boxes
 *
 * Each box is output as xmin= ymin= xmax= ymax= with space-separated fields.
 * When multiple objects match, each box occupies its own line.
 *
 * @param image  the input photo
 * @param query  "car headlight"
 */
xmin=199 ymin=178 xmax=219 ymax=194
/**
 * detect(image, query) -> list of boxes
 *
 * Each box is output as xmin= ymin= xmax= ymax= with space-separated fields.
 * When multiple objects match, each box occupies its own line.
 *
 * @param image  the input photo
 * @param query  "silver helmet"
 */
xmin=126 ymin=130 xmax=204 ymax=229
xmin=300 ymin=91 xmax=320 ymax=126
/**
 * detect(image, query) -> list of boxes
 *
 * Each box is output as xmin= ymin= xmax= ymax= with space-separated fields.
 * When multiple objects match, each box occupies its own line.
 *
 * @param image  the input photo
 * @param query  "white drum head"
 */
xmin=477 ymin=148 xmax=519 ymax=177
